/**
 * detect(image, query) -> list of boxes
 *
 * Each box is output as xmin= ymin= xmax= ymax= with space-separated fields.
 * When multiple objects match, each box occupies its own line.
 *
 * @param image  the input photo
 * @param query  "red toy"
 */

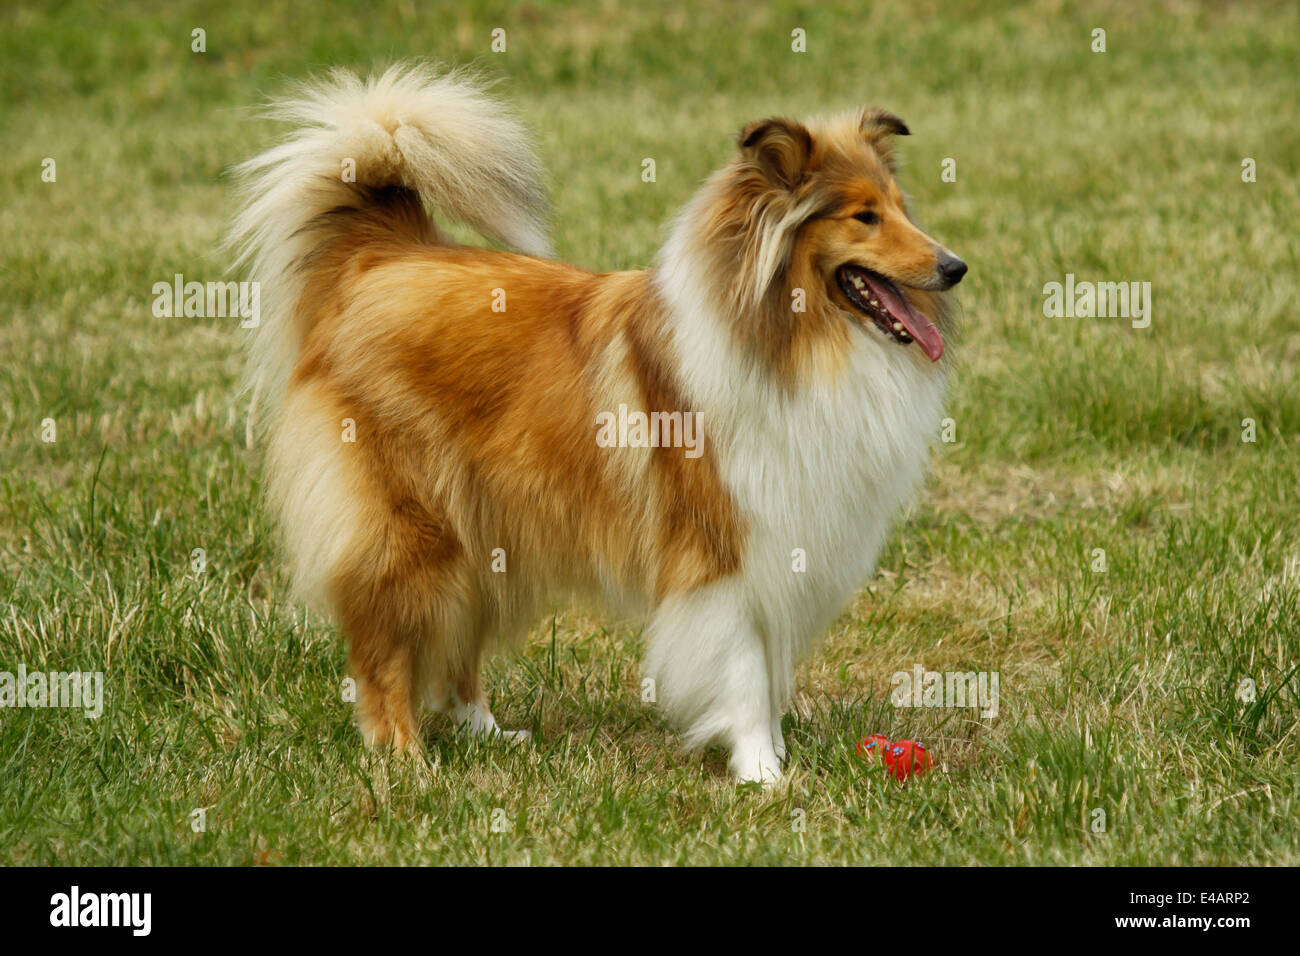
xmin=857 ymin=734 xmax=934 ymax=782
xmin=856 ymin=733 xmax=892 ymax=761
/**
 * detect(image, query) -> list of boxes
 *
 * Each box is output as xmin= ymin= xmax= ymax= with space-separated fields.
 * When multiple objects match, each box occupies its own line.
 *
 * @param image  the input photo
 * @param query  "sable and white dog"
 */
xmin=229 ymin=65 xmax=965 ymax=783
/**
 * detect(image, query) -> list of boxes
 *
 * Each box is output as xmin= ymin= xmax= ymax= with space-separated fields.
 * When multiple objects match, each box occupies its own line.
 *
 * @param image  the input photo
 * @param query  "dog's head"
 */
xmin=723 ymin=109 xmax=965 ymax=363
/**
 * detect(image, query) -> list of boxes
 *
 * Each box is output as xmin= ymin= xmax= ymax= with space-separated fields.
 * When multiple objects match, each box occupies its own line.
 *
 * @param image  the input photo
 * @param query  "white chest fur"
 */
xmin=657 ymin=262 xmax=947 ymax=661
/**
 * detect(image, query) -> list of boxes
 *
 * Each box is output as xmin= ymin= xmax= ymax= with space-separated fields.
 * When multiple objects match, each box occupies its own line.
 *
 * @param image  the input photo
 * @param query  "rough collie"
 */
xmin=229 ymin=65 xmax=965 ymax=783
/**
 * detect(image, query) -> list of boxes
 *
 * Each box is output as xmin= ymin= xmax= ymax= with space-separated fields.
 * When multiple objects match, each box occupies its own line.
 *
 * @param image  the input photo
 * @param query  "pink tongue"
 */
xmin=862 ymin=273 xmax=944 ymax=362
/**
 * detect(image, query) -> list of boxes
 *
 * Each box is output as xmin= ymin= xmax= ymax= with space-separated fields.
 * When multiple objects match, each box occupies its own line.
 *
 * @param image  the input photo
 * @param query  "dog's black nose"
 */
xmin=938 ymin=254 xmax=967 ymax=286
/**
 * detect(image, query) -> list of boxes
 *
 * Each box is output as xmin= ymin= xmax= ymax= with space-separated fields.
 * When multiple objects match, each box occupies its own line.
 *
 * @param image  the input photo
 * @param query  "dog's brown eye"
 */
xmin=853 ymin=210 xmax=879 ymax=226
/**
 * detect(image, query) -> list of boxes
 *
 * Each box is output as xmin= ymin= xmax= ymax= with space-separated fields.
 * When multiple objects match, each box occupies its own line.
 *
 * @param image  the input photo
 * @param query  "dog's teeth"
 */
xmin=892 ymin=322 xmax=904 ymax=332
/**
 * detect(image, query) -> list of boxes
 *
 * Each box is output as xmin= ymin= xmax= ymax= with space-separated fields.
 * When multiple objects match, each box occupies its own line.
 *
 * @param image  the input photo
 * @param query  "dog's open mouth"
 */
xmin=836 ymin=265 xmax=944 ymax=362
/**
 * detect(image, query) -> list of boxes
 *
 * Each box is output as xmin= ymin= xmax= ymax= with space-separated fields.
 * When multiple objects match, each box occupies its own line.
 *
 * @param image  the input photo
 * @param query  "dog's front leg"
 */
xmin=644 ymin=581 xmax=782 ymax=785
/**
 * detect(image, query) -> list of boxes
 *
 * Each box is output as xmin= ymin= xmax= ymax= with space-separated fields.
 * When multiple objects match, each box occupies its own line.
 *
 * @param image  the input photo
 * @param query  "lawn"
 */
xmin=1 ymin=0 xmax=1297 ymax=865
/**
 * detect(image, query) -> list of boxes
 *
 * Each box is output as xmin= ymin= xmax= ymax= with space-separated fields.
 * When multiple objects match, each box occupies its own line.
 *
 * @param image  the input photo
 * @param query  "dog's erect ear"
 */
xmin=739 ymin=117 xmax=813 ymax=190
xmin=860 ymin=108 xmax=910 ymax=144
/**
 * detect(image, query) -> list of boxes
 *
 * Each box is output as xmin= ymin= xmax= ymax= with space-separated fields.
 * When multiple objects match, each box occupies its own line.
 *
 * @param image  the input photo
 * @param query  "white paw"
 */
xmin=452 ymin=701 xmax=532 ymax=746
xmin=730 ymin=737 xmax=783 ymax=786
xmin=452 ymin=700 xmax=512 ymax=740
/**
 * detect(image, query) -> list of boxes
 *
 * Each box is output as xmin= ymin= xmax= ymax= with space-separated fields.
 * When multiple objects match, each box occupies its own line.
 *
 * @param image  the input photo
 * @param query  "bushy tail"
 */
xmin=227 ymin=64 xmax=551 ymax=425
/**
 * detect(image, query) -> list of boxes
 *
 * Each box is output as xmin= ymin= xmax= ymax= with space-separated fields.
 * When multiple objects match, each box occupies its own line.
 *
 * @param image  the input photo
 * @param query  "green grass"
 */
xmin=1 ymin=0 xmax=1298 ymax=865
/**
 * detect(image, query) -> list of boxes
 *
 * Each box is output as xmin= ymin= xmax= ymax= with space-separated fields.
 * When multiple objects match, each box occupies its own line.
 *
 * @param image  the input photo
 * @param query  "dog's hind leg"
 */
xmin=332 ymin=500 xmax=476 ymax=757
xmin=341 ymin=601 xmax=423 ymax=754
xmin=417 ymin=609 xmax=531 ymax=744
xmin=446 ymin=669 xmax=531 ymax=744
